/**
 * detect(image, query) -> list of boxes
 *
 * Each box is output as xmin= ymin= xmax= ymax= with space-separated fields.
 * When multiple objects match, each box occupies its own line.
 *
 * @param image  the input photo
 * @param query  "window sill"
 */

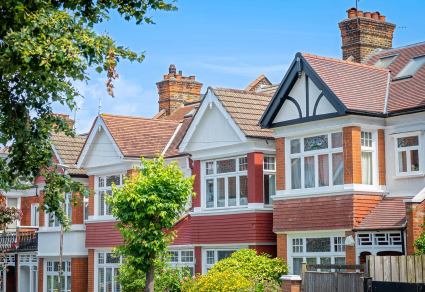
xmin=394 ymin=172 xmax=425 ymax=179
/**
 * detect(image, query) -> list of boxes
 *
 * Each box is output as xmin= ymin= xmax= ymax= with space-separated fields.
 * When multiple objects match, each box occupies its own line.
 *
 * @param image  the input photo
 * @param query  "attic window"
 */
xmin=395 ymin=55 xmax=425 ymax=79
xmin=374 ymin=55 xmax=398 ymax=68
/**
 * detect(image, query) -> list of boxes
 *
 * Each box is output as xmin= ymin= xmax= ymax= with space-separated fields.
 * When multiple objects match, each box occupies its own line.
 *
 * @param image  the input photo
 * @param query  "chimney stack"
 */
xmin=156 ymin=65 xmax=203 ymax=115
xmin=339 ymin=8 xmax=396 ymax=63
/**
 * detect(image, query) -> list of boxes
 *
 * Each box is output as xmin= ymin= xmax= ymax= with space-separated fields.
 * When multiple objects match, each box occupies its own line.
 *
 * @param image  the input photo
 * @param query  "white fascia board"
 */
xmin=85 ymin=161 xmax=134 ymax=176
xmin=162 ymin=123 xmax=182 ymax=156
xmin=179 ymin=88 xmax=247 ymax=153
xmin=406 ymin=186 xmax=425 ymax=203
xmin=51 ymin=144 xmax=64 ymax=166
xmin=189 ymin=138 xmax=275 ymax=161
xmin=77 ymin=116 xmax=124 ymax=168
xmin=273 ymin=115 xmax=385 ymax=138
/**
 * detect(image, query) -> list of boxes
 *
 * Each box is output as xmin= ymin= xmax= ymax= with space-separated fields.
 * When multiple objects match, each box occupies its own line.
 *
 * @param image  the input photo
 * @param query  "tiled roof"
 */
xmin=258 ymin=84 xmax=279 ymax=96
xmin=161 ymin=103 xmax=199 ymax=121
xmin=51 ymin=132 xmax=87 ymax=176
xmin=303 ymin=53 xmax=390 ymax=114
xmin=365 ymin=42 xmax=425 ymax=113
xmin=356 ymin=197 xmax=410 ymax=230
xmin=211 ymin=88 xmax=274 ymax=138
xmin=100 ymin=114 xmax=180 ymax=158
xmin=164 ymin=117 xmax=193 ymax=157
xmin=245 ymin=74 xmax=272 ymax=92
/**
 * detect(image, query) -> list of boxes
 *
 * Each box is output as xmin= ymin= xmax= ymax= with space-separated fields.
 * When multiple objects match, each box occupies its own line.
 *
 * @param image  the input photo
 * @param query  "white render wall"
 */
xmin=38 ymin=225 xmax=87 ymax=257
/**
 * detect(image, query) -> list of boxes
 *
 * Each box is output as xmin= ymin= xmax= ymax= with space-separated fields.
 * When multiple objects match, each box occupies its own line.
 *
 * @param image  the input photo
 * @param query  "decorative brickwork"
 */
xmin=339 ymin=8 xmax=395 ymax=63
xmin=248 ymin=152 xmax=264 ymax=203
xmin=343 ymin=126 xmax=362 ymax=184
xmin=378 ymin=129 xmax=386 ymax=185
xmin=406 ymin=201 xmax=425 ymax=255
xmin=276 ymin=138 xmax=285 ymax=190
xmin=156 ymin=65 xmax=202 ymax=115
xmin=72 ymin=257 xmax=88 ymax=292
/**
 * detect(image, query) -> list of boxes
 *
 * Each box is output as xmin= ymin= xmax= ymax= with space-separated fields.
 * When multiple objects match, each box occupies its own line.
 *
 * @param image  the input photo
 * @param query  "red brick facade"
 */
xmin=343 ymin=126 xmax=362 ymax=184
xmin=276 ymin=138 xmax=285 ymax=191
xmin=20 ymin=196 xmax=40 ymax=226
xmin=88 ymin=175 xmax=95 ymax=216
xmin=38 ymin=259 xmax=43 ymax=292
xmin=248 ymin=152 xmax=264 ymax=203
xmin=192 ymin=160 xmax=201 ymax=208
xmin=88 ymin=249 xmax=95 ymax=292
xmin=377 ymin=129 xmax=386 ymax=185
xmin=71 ymin=257 xmax=88 ymax=292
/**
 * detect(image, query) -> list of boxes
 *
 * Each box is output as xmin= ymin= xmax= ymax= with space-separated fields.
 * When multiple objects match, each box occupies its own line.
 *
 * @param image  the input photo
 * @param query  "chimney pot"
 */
xmin=371 ymin=12 xmax=380 ymax=20
xmin=178 ymin=70 xmax=183 ymax=75
xmin=379 ymin=15 xmax=386 ymax=22
xmin=364 ymin=12 xmax=372 ymax=18
xmin=347 ymin=7 xmax=357 ymax=19
xmin=357 ymin=10 xmax=364 ymax=17
xmin=169 ymin=64 xmax=176 ymax=74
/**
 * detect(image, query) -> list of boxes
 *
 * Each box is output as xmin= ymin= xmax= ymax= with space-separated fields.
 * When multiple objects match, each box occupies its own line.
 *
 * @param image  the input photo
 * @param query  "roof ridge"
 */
xmin=212 ymin=87 xmax=271 ymax=97
xmin=377 ymin=41 xmax=425 ymax=53
xmin=302 ymin=53 xmax=389 ymax=73
xmin=101 ymin=113 xmax=180 ymax=125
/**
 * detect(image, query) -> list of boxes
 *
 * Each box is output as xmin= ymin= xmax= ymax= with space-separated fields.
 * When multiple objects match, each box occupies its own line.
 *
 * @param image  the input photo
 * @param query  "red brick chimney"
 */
xmin=156 ymin=65 xmax=203 ymax=115
xmin=339 ymin=8 xmax=396 ymax=63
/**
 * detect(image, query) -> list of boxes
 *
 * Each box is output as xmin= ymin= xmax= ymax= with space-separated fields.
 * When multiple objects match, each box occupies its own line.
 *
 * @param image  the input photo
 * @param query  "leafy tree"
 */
xmin=182 ymin=249 xmax=287 ymax=292
xmin=0 ymin=196 xmax=21 ymax=232
xmin=0 ymin=0 xmax=176 ymax=226
xmin=414 ymin=224 xmax=425 ymax=255
xmin=108 ymin=157 xmax=194 ymax=292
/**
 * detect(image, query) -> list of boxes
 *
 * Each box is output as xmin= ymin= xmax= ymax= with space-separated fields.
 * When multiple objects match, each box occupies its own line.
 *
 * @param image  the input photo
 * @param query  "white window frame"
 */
xmin=46 ymin=193 xmax=72 ymax=227
xmin=45 ymin=259 xmax=71 ymax=292
xmin=95 ymin=251 xmax=122 ymax=292
xmin=30 ymin=203 xmax=39 ymax=227
xmin=83 ymin=197 xmax=89 ymax=222
xmin=167 ymin=249 xmax=195 ymax=275
xmin=18 ymin=254 xmax=38 ymax=292
xmin=287 ymin=132 xmax=344 ymax=191
xmin=94 ymin=174 xmax=123 ymax=217
xmin=394 ymin=132 xmax=423 ymax=177
xmin=361 ymin=130 xmax=378 ymax=185
xmin=287 ymin=233 xmax=346 ymax=274
xmin=202 ymin=157 xmax=248 ymax=209
xmin=202 ymin=248 xmax=240 ymax=274
xmin=263 ymin=155 xmax=276 ymax=205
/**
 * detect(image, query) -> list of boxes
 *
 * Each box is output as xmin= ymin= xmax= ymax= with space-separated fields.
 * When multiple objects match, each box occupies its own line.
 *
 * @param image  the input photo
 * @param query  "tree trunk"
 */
xmin=144 ymin=264 xmax=154 ymax=292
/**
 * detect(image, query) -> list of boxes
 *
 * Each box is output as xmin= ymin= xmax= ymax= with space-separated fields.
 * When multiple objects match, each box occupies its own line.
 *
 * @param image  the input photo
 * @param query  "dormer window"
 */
xmin=374 ymin=55 xmax=398 ymax=68
xmin=395 ymin=55 xmax=425 ymax=79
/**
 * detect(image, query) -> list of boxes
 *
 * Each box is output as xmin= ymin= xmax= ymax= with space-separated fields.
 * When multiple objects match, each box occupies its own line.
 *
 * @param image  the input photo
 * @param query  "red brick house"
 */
xmin=260 ymin=8 xmax=425 ymax=274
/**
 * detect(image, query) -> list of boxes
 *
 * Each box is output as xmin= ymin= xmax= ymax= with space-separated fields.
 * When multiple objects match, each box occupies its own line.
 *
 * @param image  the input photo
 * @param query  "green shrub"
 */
xmin=415 ymin=225 xmax=425 ymax=255
xmin=181 ymin=270 xmax=256 ymax=292
xmin=118 ymin=257 xmax=191 ymax=292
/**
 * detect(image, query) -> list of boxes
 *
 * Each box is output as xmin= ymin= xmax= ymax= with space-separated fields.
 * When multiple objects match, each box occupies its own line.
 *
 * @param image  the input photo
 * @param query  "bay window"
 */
xmin=168 ymin=249 xmax=195 ymax=275
xmin=204 ymin=249 xmax=237 ymax=272
xmin=263 ymin=156 xmax=276 ymax=205
xmin=97 ymin=252 xmax=122 ymax=292
xmin=290 ymin=235 xmax=346 ymax=275
xmin=289 ymin=132 xmax=344 ymax=190
xmin=46 ymin=260 xmax=71 ymax=292
xmin=361 ymin=131 xmax=374 ymax=185
xmin=204 ymin=157 xmax=248 ymax=208
xmin=396 ymin=134 xmax=421 ymax=175
xmin=96 ymin=174 xmax=123 ymax=216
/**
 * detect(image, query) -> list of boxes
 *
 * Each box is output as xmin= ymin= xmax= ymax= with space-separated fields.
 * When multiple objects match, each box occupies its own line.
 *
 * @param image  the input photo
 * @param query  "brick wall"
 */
xmin=345 ymin=230 xmax=356 ymax=265
xmin=276 ymin=233 xmax=287 ymax=261
xmin=276 ymin=138 xmax=285 ymax=190
xmin=88 ymin=249 xmax=95 ymax=292
xmin=406 ymin=201 xmax=425 ymax=255
xmin=194 ymin=246 xmax=202 ymax=274
xmin=72 ymin=257 xmax=88 ymax=292
xmin=72 ymin=193 xmax=85 ymax=225
xmin=343 ymin=126 xmax=362 ymax=184
xmin=88 ymin=176 xmax=95 ymax=216
xmin=192 ymin=160 xmax=201 ymax=208
xmin=20 ymin=196 xmax=40 ymax=226
xmin=39 ymin=194 xmax=45 ymax=227
xmin=38 ymin=258 xmax=43 ymax=292
xmin=248 ymin=152 xmax=264 ymax=203
xmin=338 ymin=10 xmax=395 ymax=63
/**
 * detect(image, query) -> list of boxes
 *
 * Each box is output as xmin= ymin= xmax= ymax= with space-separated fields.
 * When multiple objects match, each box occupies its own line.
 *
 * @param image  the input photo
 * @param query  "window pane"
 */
xmin=106 ymin=175 xmax=121 ymax=187
xmin=331 ymin=132 xmax=343 ymax=148
xmin=411 ymin=149 xmax=420 ymax=171
xmin=335 ymin=257 xmax=346 ymax=265
xmin=398 ymin=151 xmax=407 ymax=173
xmin=217 ymin=250 xmax=235 ymax=261
xmin=290 ymin=139 xmax=301 ymax=154
xmin=98 ymin=177 xmax=105 ymax=188
xmin=320 ymin=257 xmax=331 ymax=271
xmin=206 ymin=179 xmax=214 ymax=208
xmin=306 ymin=238 xmax=331 ymax=252
xmin=306 ymin=257 xmax=317 ymax=265
xmin=169 ymin=251 xmax=178 ymax=262
xmin=205 ymin=162 xmax=214 ymax=175
xmin=217 ymin=178 xmax=225 ymax=207
xmin=291 ymin=158 xmax=301 ymax=189
xmin=239 ymin=157 xmax=248 ymax=171
xmin=106 ymin=268 xmax=113 ymax=292
xmin=396 ymin=55 xmax=425 ymax=78
xmin=304 ymin=135 xmax=328 ymax=151
xmin=361 ymin=131 xmax=372 ymax=147
xmin=106 ymin=253 xmax=120 ymax=264
xmin=216 ymin=159 xmax=236 ymax=174
xmin=334 ymin=237 xmax=346 ymax=252
xmin=318 ymin=154 xmax=329 ymax=187
xmin=293 ymin=258 xmax=303 ymax=275
xmin=181 ymin=251 xmax=194 ymax=263
xmin=304 ymin=156 xmax=315 ymax=188
xmin=206 ymin=251 xmax=215 ymax=265
xmin=264 ymin=156 xmax=276 ymax=170
xmin=332 ymin=153 xmax=344 ymax=185
xmin=239 ymin=176 xmax=248 ymax=206
xmin=397 ymin=136 xmax=419 ymax=148
xmin=362 ymin=152 xmax=373 ymax=185
xmin=98 ymin=253 xmax=105 ymax=264
xmin=264 ymin=174 xmax=275 ymax=205
xmin=228 ymin=177 xmax=236 ymax=207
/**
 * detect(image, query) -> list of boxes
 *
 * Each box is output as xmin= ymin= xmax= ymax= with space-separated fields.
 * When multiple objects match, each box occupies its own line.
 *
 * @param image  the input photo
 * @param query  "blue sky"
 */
xmin=59 ymin=0 xmax=425 ymax=133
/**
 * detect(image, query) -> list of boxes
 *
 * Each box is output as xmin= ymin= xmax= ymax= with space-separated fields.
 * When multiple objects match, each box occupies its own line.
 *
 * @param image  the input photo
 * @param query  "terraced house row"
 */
xmin=1 ymin=7 xmax=425 ymax=291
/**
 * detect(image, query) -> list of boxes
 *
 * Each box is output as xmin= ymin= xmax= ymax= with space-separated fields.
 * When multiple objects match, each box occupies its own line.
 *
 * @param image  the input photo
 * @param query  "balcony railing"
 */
xmin=0 ymin=227 xmax=38 ymax=253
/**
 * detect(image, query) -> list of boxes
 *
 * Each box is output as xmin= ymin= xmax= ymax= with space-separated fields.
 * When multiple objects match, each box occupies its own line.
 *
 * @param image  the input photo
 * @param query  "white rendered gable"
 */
xmin=180 ymin=89 xmax=246 ymax=153
xmin=273 ymin=71 xmax=338 ymax=124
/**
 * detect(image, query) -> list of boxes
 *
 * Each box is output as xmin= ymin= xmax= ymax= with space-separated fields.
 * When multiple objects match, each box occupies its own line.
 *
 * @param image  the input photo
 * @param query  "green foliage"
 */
xmin=414 ymin=224 xmax=425 ymax=255
xmin=108 ymin=156 xmax=193 ymax=275
xmin=118 ymin=257 xmax=191 ymax=292
xmin=0 ymin=196 xmax=21 ymax=231
xmin=0 ymin=0 xmax=175 ymax=226
xmin=182 ymin=249 xmax=287 ymax=292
